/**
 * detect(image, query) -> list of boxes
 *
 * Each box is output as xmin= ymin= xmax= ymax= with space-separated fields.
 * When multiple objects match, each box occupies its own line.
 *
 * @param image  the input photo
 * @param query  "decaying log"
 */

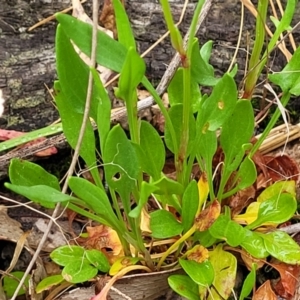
xmin=0 ymin=0 xmax=299 ymax=178
xmin=2 ymin=0 xmax=299 ymax=131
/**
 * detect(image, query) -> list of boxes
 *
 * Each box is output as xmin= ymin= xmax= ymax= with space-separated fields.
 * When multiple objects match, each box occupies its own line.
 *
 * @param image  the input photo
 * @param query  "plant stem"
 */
xmin=243 ymin=0 xmax=268 ymax=99
xmin=157 ymin=225 xmax=196 ymax=270
xmin=177 ymin=0 xmax=205 ymax=184
xmin=126 ymin=93 xmax=139 ymax=144
xmin=249 ymin=92 xmax=291 ymax=157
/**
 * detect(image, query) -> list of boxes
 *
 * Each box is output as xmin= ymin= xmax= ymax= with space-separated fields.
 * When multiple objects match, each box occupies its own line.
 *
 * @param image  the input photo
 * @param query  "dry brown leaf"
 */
xmin=99 ymin=0 xmax=124 ymax=37
xmin=264 ymin=154 xmax=300 ymax=183
xmin=186 ymin=245 xmax=209 ymax=263
xmin=195 ymin=200 xmax=220 ymax=231
xmin=85 ymin=225 xmax=124 ymax=264
xmin=253 ymin=280 xmax=277 ymax=300
xmin=240 ymin=251 xmax=265 ymax=271
xmin=271 ymin=262 xmax=300 ymax=299
xmin=226 ymin=185 xmax=256 ymax=216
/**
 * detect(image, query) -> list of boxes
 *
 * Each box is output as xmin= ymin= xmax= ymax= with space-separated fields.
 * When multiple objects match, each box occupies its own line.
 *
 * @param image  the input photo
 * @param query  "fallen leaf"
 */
xmin=264 ymin=154 xmax=300 ymax=183
xmin=195 ymin=200 xmax=220 ymax=231
xmin=140 ymin=207 xmax=151 ymax=233
xmin=240 ymin=251 xmax=265 ymax=271
xmin=85 ymin=225 xmax=124 ymax=264
xmin=253 ymin=280 xmax=277 ymax=300
xmin=224 ymin=185 xmax=255 ymax=216
xmin=271 ymin=262 xmax=300 ymax=299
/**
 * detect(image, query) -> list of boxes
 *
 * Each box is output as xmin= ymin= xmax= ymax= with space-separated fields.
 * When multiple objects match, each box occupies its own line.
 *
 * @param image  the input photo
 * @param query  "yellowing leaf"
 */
xmin=208 ymin=244 xmax=237 ymax=300
xmin=258 ymin=181 xmax=296 ymax=202
xmin=198 ymin=172 xmax=209 ymax=211
xmin=109 ymin=256 xmax=141 ymax=275
xmin=233 ymin=202 xmax=260 ymax=225
xmin=186 ymin=245 xmax=209 ymax=263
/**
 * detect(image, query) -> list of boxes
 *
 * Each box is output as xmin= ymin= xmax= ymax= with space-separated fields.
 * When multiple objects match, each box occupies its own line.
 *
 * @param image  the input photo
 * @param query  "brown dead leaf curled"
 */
xmin=271 ymin=262 xmax=300 ymax=299
xmin=253 ymin=280 xmax=277 ymax=300
xmin=85 ymin=225 xmax=124 ymax=264
xmin=194 ymin=200 xmax=220 ymax=231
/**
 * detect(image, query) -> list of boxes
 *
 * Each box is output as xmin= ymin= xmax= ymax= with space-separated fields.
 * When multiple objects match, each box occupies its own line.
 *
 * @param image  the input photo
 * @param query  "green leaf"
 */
xmin=68 ymin=177 xmax=120 ymax=230
xmin=168 ymin=68 xmax=202 ymax=113
xmin=258 ymin=181 xmax=296 ymax=201
xmin=153 ymin=176 xmax=184 ymax=196
xmin=193 ymin=230 xmax=217 ymax=248
xmin=168 ymin=275 xmax=199 ymax=300
xmin=240 ymin=230 xmax=269 ymax=259
xmin=85 ymin=249 xmax=110 ymax=273
xmin=56 ymin=14 xmax=127 ymax=73
xmin=3 ymin=271 xmax=29 ymax=297
xmin=92 ymin=68 xmax=111 ymax=155
xmin=4 ymin=183 xmax=76 ymax=208
xmin=179 ymin=259 xmax=214 ymax=287
xmin=138 ymin=120 xmax=165 ymax=179
xmin=129 ymin=181 xmax=158 ymax=218
xmin=165 ymin=104 xmax=196 ymax=155
xmin=234 ymin=156 xmax=257 ymax=190
xmin=182 ymin=180 xmax=199 ymax=232
xmin=114 ymin=47 xmax=145 ymax=102
xmin=51 ymin=245 xmax=85 ymax=266
xmin=196 ymin=130 xmax=217 ymax=199
xmin=247 ymin=193 xmax=297 ymax=230
xmin=200 ymin=40 xmax=213 ymax=63
xmin=8 ymin=159 xmax=60 ymax=190
xmin=55 ymin=25 xmax=97 ymax=120
xmin=191 ymin=40 xmax=217 ymax=86
xmin=113 ymin=0 xmax=136 ymax=49
xmin=103 ymin=125 xmax=139 ymax=195
xmin=208 ymin=244 xmax=237 ymax=300
xmin=269 ymin=46 xmax=300 ymax=94
xmin=261 ymin=230 xmax=300 ymax=264
xmin=197 ymin=74 xmax=237 ymax=132
xmin=62 ymin=261 xmax=97 ymax=284
xmin=152 ymin=176 xmax=183 ymax=211
xmin=55 ymin=21 xmax=103 ymax=187
xmin=209 ymin=215 xmax=246 ymax=247
xmin=239 ymin=263 xmax=256 ymax=300
xmin=54 ymin=81 xmax=101 ymax=187
xmin=150 ymin=210 xmax=183 ymax=238
xmin=220 ymin=100 xmax=254 ymax=172
xmin=36 ymin=275 xmax=65 ymax=293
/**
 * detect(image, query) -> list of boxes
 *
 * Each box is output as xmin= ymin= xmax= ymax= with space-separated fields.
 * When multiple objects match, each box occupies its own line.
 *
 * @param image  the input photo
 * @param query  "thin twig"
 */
xmin=11 ymin=0 xmax=100 ymax=298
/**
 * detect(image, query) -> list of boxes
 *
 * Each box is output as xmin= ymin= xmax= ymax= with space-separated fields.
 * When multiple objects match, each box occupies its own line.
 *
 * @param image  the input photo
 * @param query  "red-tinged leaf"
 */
xmin=271 ymin=262 xmax=300 ymax=299
xmin=0 ymin=129 xmax=25 ymax=140
xmin=0 ymin=129 xmax=57 ymax=157
xmin=25 ymin=138 xmax=58 ymax=157
xmin=253 ymin=280 xmax=277 ymax=300
xmin=195 ymin=200 xmax=220 ymax=231
xmin=264 ymin=154 xmax=300 ymax=183
xmin=224 ymin=185 xmax=256 ymax=216
xmin=251 ymin=146 xmax=269 ymax=181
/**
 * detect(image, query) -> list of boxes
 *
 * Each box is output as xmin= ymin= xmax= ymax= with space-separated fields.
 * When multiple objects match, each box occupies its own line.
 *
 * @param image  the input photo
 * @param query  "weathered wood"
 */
xmin=0 ymin=0 xmax=299 ymax=163
xmin=2 ymin=0 xmax=298 ymax=133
